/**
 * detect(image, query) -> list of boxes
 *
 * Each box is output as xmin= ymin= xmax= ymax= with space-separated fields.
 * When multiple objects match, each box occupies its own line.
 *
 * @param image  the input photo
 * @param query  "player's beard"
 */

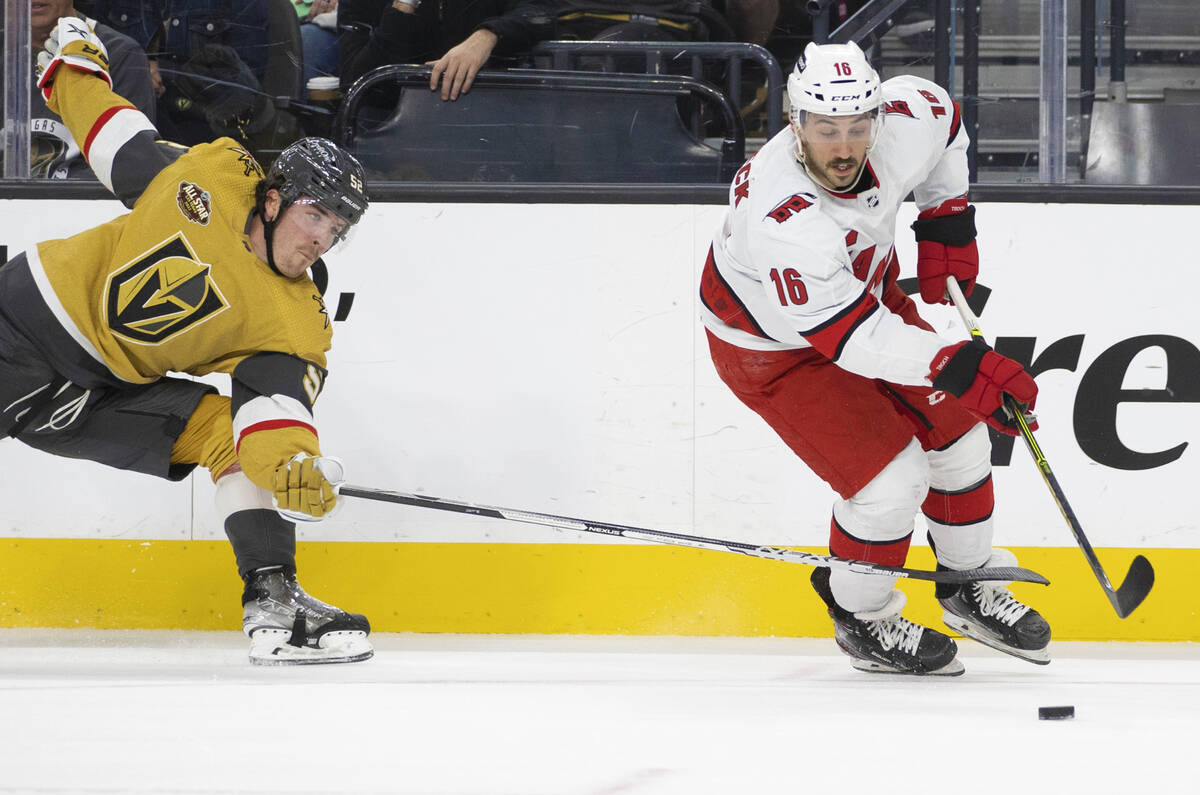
xmin=820 ymin=156 xmax=860 ymax=190
xmin=798 ymin=139 xmax=863 ymax=192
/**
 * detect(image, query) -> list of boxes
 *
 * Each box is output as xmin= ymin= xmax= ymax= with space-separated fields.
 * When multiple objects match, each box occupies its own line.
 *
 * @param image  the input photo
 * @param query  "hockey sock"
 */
xmin=225 ymin=508 xmax=297 ymax=581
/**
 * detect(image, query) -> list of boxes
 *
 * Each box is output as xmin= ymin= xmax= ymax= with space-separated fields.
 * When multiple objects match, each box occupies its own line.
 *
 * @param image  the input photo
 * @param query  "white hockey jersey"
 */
xmin=700 ymin=75 xmax=969 ymax=387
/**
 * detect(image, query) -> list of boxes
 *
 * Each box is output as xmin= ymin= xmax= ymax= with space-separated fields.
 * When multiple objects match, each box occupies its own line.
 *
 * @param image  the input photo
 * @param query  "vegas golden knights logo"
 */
xmin=105 ymin=234 xmax=228 ymax=344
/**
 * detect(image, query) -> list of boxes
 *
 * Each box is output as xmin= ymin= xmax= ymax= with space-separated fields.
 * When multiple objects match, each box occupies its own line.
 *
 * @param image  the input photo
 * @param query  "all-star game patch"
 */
xmin=177 ymin=181 xmax=212 ymax=225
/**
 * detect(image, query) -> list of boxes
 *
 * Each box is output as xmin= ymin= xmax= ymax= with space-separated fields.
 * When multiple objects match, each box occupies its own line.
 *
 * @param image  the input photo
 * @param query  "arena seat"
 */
xmin=335 ymin=66 xmax=744 ymax=183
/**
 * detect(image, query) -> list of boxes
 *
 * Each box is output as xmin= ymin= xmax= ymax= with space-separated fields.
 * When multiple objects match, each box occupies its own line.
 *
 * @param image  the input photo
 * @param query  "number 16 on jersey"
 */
xmin=769 ymin=267 xmax=809 ymax=305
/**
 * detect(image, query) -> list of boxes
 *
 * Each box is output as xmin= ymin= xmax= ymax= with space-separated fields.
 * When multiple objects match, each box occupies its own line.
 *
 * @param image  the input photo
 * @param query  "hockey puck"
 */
xmin=1038 ymin=705 xmax=1075 ymax=720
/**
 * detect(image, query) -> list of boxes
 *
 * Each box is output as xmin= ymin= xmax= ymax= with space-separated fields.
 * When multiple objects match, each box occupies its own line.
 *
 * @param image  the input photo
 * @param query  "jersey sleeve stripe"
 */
xmin=82 ymin=105 xmax=157 ymax=193
xmin=800 ymin=291 xmax=880 ymax=361
xmin=236 ymin=418 xmax=318 ymax=453
xmin=699 ymin=247 xmax=771 ymax=340
xmin=946 ymin=100 xmax=963 ymax=147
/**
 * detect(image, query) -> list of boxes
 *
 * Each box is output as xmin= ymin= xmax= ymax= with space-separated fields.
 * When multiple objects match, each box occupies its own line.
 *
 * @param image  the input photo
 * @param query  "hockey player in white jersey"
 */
xmin=700 ymin=41 xmax=1050 ymax=675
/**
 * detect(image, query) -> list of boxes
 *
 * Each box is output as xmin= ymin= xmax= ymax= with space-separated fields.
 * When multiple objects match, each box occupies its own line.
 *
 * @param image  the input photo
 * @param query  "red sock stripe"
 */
xmin=828 ymin=516 xmax=912 ymax=567
xmin=82 ymin=104 xmax=136 ymax=161
xmin=801 ymin=290 xmax=879 ymax=362
xmin=922 ymin=474 xmax=994 ymax=526
xmin=699 ymin=247 xmax=769 ymax=339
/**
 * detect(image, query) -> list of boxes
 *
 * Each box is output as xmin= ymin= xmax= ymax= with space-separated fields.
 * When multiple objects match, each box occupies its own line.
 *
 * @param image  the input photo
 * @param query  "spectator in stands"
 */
xmin=554 ymin=0 xmax=735 ymax=43
xmin=0 ymin=0 xmax=156 ymax=179
xmin=92 ymin=0 xmax=271 ymax=145
xmin=724 ymin=0 xmax=778 ymax=46
xmin=338 ymin=0 xmax=556 ymax=100
xmin=295 ymin=0 xmax=341 ymax=86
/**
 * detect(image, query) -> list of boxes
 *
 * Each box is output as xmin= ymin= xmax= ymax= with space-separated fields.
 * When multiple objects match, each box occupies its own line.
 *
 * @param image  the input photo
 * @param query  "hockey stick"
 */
xmin=944 ymin=277 xmax=1153 ymax=617
xmin=341 ymin=484 xmax=1049 ymax=585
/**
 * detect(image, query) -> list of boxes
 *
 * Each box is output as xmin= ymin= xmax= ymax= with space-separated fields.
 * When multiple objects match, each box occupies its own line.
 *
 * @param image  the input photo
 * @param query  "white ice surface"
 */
xmin=1 ymin=631 xmax=1196 ymax=794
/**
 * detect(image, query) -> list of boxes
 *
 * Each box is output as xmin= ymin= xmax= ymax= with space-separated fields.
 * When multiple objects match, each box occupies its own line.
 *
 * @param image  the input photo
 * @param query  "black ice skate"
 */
xmin=241 ymin=566 xmax=373 ymax=666
xmin=939 ymin=580 xmax=1051 ymax=665
xmin=812 ymin=568 xmax=963 ymax=676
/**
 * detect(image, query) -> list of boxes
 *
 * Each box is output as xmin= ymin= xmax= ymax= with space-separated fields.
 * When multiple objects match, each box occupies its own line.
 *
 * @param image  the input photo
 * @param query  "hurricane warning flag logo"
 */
xmin=105 ymin=234 xmax=228 ymax=344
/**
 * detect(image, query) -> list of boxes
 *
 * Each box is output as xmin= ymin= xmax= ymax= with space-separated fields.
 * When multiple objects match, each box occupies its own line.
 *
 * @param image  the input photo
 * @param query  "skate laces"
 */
xmin=863 ymin=614 xmax=923 ymax=655
xmin=855 ymin=592 xmax=922 ymax=655
xmin=971 ymin=583 xmax=1031 ymax=626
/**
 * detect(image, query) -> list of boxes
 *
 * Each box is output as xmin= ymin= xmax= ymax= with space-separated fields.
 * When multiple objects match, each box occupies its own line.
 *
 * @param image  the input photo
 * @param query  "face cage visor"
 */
xmin=289 ymin=196 xmax=359 ymax=253
xmin=793 ymin=107 xmax=884 ymax=158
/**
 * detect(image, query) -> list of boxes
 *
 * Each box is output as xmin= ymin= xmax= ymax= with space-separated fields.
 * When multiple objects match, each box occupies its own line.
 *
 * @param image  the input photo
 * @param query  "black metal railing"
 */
xmin=531 ymin=40 xmax=785 ymax=135
xmin=336 ymin=65 xmax=745 ymax=184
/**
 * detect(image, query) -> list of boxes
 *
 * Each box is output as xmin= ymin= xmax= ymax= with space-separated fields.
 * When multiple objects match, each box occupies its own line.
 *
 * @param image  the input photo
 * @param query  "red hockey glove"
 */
xmin=928 ymin=339 xmax=1038 ymax=436
xmin=912 ymin=202 xmax=978 ymax=305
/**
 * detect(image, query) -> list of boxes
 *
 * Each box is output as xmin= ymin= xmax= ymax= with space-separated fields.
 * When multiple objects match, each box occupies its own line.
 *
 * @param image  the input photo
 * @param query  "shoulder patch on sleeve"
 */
xmin=765 ymin=192 xmax=818 ymax=224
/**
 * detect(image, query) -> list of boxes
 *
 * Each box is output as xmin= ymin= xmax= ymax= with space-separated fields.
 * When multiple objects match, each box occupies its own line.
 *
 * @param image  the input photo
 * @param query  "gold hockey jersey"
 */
xmin=34 ymin=140 xmax=331 ymax=384
xmin=15 ymin=67 xmax=334 ymax=488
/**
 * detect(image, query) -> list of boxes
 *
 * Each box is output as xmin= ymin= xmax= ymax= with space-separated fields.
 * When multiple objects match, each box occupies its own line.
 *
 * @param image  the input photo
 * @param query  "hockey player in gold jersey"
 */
xmin=0 ymin=17 xmax=373 ymax=664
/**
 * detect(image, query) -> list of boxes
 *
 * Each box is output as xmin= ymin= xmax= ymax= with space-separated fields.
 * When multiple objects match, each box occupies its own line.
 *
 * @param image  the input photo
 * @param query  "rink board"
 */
xmin=0 ymin=539 xmax=1191 ymax=641
xmin=0 ymin=199 xmax=1197 ymax=639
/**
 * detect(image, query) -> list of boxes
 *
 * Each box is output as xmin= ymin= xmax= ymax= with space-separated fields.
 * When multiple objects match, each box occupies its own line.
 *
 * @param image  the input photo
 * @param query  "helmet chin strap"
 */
xmin=261 ymin=207 xmax=285 ymax=277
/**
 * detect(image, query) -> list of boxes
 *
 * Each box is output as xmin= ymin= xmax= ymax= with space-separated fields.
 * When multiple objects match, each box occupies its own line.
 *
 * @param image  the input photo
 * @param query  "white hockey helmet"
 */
xmin=787 ymin=41 xmax=885 ymax=183
xmin=787 ymin=41 xmax=883 ymax=120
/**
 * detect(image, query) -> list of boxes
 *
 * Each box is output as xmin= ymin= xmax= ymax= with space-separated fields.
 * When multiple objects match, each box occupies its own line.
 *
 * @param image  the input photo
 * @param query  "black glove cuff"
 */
xmin=911 ymin=204 xmax=977 ymax=246
xmin=932 ymin=338 xmax=991 ymax=397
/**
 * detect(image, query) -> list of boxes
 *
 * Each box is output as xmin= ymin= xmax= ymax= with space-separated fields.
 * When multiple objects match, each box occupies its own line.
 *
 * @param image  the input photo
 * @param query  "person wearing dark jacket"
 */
xmin=91 ymin=0 xmax=271 ymax=144
xmin=0 ymin=0 xmax=156 ymax=179
xmin=338 ymin=0 xmax=556 ymax=99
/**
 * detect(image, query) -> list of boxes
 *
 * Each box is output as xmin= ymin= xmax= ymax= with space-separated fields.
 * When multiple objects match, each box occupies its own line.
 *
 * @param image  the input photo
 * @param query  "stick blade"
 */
xmin=1112 ymin=554 xmax=1155 ymax=618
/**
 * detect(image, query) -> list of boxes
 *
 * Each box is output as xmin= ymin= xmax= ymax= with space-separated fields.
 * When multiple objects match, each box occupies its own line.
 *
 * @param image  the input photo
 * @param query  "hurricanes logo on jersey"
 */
xmin=105 ymin=234 xmax=228 ymax=344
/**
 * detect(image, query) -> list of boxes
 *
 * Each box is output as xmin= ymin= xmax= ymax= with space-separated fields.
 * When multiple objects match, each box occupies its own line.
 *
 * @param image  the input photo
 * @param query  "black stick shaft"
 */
xmin=341 ymin=485 xmax=1049 ymax=585
xmin=945 ymin=277 xmax=1152 ymax=616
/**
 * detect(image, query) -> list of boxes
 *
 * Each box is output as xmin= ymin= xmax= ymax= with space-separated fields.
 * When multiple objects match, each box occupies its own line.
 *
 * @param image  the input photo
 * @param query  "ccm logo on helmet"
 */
xmin=831 ymin=95 xmax=863 ymax=102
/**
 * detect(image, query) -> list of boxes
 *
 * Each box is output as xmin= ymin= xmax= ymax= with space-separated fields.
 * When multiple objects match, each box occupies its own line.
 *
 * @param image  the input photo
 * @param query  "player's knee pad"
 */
xmin=927 ymin=423 xmax=990 ymax=491
xmin=834 ymin=437 xmax=930 ymax=542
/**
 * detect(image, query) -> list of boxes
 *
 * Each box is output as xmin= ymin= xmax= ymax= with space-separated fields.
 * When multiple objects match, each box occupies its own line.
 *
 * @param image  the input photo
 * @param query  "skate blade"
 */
xmin=248 ymin=629 xmax=374 ymax=666
xmin=849 ymin=657 xmax=965 ymax=676
xmin=942 ymin=612 xmax=1051 ymax=665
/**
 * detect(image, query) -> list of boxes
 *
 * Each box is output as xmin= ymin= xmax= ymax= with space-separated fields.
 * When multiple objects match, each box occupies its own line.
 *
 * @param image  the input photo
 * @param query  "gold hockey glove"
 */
xmin=272 ymin=454 xmax=346 ymax=522
xmin=36 ymin=16 xmax=112 ymax=101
